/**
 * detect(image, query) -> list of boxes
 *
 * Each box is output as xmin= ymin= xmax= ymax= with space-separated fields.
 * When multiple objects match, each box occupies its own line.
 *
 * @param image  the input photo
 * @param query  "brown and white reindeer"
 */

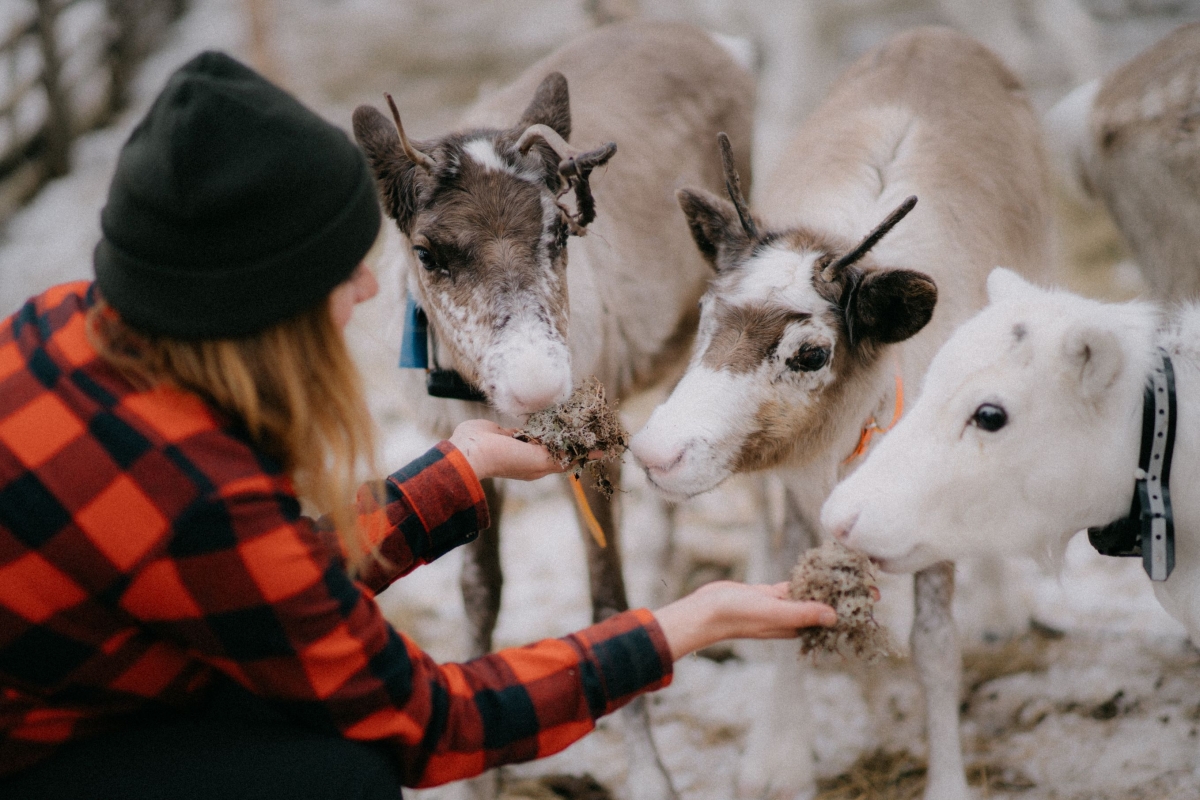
xmin=352 ymin=19 xmax=754 ymax=799
xmin=629 ymin=28 xmax=1055 ymax=800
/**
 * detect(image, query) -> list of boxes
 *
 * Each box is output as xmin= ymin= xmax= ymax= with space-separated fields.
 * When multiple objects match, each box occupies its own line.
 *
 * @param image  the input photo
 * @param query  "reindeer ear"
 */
xmin=353 ymin=104 xmax=421 ymax=234
xmin=1062 ymin=325 xmax=1123 ymax=400
xmin=677 ymin=188 xmax=753 ymax=272
xmin=986 ymin=267 xmax=1035 ymax=305
xmin=519 ymin=72 xmax=571 ymax=140
xmin=846 ymin=269 xmax=938 ymax=345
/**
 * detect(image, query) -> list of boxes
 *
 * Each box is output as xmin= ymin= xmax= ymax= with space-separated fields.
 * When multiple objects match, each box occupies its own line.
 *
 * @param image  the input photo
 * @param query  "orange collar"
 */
xmin=844 ymin=372 xmax=904 ymax=464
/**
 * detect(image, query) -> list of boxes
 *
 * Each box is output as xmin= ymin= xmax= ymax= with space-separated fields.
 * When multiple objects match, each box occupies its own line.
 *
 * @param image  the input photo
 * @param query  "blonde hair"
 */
xmin=88 ymin=241 xmax=388 ymax=573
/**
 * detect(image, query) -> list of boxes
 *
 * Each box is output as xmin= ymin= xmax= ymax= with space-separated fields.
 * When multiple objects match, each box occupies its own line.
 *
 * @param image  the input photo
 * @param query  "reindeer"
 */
xmin=822 ymin=266 xmax=1200 ymax=704
xmin=352 ymin=19 xmax=754 ymax=799
xmin=1046 ymin=22 xmax=1200 ymax=300
xmin=629 ymin=27 xmax=1055 ymax=800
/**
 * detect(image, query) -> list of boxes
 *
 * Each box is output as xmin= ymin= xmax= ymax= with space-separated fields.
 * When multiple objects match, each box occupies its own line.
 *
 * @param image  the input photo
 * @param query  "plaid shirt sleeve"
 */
xmin=0 ymin=283 xmax=674 ymax=785
xmin=344 ymin=441 xmax=491 ymax=593
xmin=121 ymin=441 xmax=674 ymax=786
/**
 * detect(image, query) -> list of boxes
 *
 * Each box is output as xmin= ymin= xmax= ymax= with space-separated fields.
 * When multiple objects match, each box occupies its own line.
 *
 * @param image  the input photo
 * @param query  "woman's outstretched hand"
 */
xmin=450 ymin=419 xmax=563 ymax=482
xmin=653 ymin=581 xmax=838 ymax=661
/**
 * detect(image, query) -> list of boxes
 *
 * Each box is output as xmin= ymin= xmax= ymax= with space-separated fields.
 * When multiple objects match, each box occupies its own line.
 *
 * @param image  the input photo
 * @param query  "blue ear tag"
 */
xmin=399 ymin=296 xmax=429 ymax=369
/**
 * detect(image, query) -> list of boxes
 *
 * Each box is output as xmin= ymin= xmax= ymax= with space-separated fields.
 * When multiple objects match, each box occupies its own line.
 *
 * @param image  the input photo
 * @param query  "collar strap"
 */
xmin=1087 ymin=348 xmax=1176 ymax=581
xmin=398 ymin=296 xmax=488 ymax=403
xmin=844 ymin=371 xmax=905 ymax=464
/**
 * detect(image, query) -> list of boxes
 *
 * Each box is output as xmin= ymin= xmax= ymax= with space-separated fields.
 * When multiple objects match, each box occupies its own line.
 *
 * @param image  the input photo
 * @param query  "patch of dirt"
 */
xmin=789 ymin=542 xmax=896 ymax=661
xmin=814 ymin=750 xmax=1036 ymax=799
xmin=515 ymin=377 xmax=628 ymax=496
xmin=501 ymin=773 xmax=613 ymax=800
xmin=962 ymin=622 xmax=1062 ymax=697
xmin=815 ymin=750 xmax=925 ymax=800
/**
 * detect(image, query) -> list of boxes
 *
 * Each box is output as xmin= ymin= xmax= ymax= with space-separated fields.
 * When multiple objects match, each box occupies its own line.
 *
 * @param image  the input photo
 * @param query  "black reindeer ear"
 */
xmin=353 ymin=104 xmax=420 ymax=234
xmin=677 ymin=187 xmax=754 ymax=272
xmin=845 ymin=269 xmax=938 ymax=346
xmin=519 ymin=72 xmax=571 ymax=140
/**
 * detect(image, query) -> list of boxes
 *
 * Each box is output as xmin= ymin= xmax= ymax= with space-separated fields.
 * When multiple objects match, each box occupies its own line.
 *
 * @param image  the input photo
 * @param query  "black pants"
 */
xmin=3 ymin=680 xmax=403 ymax=800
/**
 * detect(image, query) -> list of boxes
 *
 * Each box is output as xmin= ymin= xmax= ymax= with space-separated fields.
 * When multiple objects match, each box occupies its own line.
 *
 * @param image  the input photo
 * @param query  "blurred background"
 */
xmin=5 ymin=2 xmax=1200 ymax=798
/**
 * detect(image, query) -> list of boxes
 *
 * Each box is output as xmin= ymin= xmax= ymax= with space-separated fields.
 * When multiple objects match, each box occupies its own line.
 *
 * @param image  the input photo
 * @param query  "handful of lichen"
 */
xmin=514 ymin=377 xmax=627 ymax=497
xmin=789 ymin=541 xmax=895 ymax=661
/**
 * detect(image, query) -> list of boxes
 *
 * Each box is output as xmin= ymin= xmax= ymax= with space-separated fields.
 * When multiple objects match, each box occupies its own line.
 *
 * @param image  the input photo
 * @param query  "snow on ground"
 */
xmin=5 ymin=1 xmax=1200 ymax=798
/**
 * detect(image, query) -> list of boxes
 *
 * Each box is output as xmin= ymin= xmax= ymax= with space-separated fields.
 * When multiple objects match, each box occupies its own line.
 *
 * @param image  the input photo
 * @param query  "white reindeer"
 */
xmin=822 ymin=266 xmax=1200 ymax=657
xmin=352 ymin=19 xmax=754 ymax=800
xmin=1046 ymin=22 xmax=1200 ymax=299
xmin=630 ymin=27 xmax=1055 ymax=800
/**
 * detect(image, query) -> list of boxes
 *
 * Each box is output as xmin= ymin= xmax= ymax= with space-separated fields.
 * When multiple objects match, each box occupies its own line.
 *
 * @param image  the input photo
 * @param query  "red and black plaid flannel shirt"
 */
xmin=0 ymin=282 xmax=673 ymax=785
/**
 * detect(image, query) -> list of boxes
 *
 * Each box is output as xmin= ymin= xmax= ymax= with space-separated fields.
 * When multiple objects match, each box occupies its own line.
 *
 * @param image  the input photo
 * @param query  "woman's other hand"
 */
xmin=450 ymin=419 xmax=563 ymax=482
xmin=653 ymin=581 xmax=838 ymax=661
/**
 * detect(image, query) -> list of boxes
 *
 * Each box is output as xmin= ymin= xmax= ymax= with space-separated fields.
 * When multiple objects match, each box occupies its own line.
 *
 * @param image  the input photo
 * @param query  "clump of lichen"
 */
xmin=789 ymin=541 xmax=896 ymax=662
xmin=514 ymin=377 xmax=627 ymax=497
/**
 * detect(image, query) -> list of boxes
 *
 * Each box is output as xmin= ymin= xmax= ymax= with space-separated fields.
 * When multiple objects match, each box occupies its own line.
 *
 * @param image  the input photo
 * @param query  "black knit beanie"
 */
xmin=94 ymin=51 xmax=381 ymax=339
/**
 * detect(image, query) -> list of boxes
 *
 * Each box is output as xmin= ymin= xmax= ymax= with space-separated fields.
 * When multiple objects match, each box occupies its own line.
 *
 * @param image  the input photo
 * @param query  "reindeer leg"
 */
xmin=461 ymin=478 xmax=505 ymax=657
xmin=912 ymin=562 xmax=971 ymax=800
xmin=572 ymin=464 xmax=679 ymax=800
xmin=737 ymin=486 xmax=818 ymax=800
xmin=461 ymin=478 xmax=505 ymax=800
xmin=651 ymin=494 xmax=680 ymax=607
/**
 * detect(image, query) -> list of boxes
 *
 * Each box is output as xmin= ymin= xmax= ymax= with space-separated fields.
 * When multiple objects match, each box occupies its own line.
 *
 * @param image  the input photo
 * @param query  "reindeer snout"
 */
xmin=507 ymin=380 xmax=571 ymax=415
xmin=629 ymin=432 xmax=688 ymax=477
xmin=829 ymin=511 xmax=859 ymax=544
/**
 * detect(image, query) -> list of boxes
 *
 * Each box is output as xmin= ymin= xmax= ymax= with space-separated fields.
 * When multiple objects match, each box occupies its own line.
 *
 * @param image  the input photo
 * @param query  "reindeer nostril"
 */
xmin=631 ymin=438 xmax=687 ymax=474
xmin=833 ymin=512 xmax=859 ymax=543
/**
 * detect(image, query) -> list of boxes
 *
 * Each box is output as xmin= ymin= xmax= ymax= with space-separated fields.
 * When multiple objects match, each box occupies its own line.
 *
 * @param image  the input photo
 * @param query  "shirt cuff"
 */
xmin=385 ymin=441 xmax=491 ymax=562
xmin=566 ymin=608 xmax=674 ymax=719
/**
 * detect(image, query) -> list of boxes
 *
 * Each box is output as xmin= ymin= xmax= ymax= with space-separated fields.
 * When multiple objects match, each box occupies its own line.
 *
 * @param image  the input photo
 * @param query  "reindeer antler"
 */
xmin=384 ymin=93 xmax=437 ymax=172
xmin=517 ymin=123 xmax=617 ymax=235
xmin=823 ymin=195 xmax=918 ymax=282
xmin=717 ymin=132 xmax=757 ymax=240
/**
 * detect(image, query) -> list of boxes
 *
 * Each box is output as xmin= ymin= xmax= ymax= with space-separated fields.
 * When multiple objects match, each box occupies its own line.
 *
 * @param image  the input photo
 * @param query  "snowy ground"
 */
xmin=6 ymin=1 xmax=1200 ymax=798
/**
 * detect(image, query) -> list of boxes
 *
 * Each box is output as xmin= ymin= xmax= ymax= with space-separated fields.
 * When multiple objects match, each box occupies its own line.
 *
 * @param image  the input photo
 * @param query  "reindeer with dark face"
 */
xmin=631 ymin=27 xmax=1055 ymax=800
xmin=352 ymin=20 xmax=754 ymax=799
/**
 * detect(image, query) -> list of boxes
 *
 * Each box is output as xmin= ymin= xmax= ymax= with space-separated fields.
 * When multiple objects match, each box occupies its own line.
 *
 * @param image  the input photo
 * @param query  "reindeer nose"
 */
xmin=629 ymin=434 xmax=687 ymax=476
xmin=510 ymin=385 xmax=567 ymax=415
xmin=832 ymin=511 xmax=859 ymax=544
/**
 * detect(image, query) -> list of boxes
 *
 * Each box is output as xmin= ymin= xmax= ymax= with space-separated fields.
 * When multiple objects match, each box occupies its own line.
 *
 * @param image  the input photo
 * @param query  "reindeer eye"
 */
xmin=786 ymin=344 xmax=829 ymax=372
xmin=971 ymin=403 xmax=1007 ymax=432
xmin=413 ymin=246 xmax=436 ymax=271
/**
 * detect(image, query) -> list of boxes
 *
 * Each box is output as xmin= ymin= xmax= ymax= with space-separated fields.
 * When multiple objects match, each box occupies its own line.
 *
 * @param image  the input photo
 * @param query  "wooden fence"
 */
xmin=0 ymin=0 xmax=186 ymax=222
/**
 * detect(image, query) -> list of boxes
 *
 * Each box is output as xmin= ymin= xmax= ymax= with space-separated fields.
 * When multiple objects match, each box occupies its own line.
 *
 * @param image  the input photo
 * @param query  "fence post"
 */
xmin=34 ymin=0 xmax=71 ymax=178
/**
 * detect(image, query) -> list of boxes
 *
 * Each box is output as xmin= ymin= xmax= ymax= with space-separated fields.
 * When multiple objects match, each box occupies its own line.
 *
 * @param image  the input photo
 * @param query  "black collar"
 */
xmin=398 ymin=296 xmax=488 ymax=403
xmin=1087 ymin=348 xmax=1176 ymax=581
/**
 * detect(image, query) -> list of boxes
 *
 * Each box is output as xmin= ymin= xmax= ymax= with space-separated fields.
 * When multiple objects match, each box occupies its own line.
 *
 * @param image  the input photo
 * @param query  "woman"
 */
xmin=0 ymin=52 xmax=836 ymax=798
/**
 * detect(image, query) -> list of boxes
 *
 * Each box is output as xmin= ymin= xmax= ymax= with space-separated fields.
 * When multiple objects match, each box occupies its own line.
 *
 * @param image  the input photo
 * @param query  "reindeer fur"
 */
xmin=354 ymin=20 xmax=754 ymax=800
xmin=631 ymin=27 xmax=1055 ymax=800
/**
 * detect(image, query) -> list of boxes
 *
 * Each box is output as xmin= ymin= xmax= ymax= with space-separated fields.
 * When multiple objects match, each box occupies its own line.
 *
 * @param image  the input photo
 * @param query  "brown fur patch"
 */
xmin=701 ymin=302 xmax=811 ymax=373
xmin=730 ymin=303 xmax=880 ymax=473
xmin=411 ymin=151 xmax=568 ymax=349
xmin=696 ymin=230 xmax=891 ymax=473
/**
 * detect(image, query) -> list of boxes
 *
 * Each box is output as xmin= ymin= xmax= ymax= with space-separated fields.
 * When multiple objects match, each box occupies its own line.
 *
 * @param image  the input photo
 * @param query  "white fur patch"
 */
xmin=1044 ymin=79 xmax=1101 ymax=204
xmin=482 ymin=313 xmax=572 ymax=416
xmin=631 ymin=365 xmax=760 ymax=499
xmin=728 ymin=245 xmax=826 ymax=309
xmin=464 ymin=138 xmax=523 ymax=178
xmin=708 ymin=31 xmax=756 ymax=74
